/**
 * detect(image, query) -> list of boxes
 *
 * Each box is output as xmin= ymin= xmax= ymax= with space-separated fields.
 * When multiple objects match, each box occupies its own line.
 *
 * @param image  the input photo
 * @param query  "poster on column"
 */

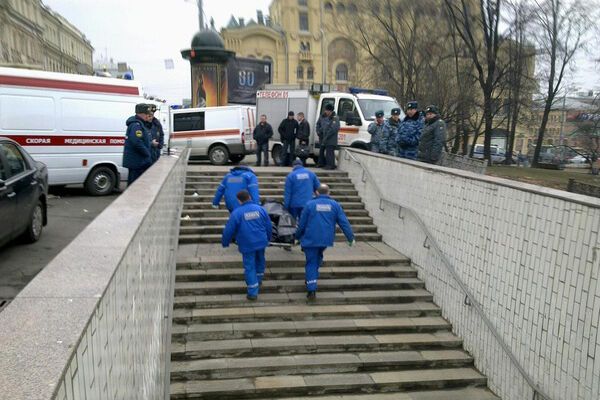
xmin=227 ymin=58 xmax=272 ymax=105
xmin=191 ymin=63 xmax=228 ymax=107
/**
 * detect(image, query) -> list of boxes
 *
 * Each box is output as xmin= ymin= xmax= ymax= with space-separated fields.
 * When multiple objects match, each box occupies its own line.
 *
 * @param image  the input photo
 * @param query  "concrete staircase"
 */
xmin=171 ymin=166 xmax=499 ymax=400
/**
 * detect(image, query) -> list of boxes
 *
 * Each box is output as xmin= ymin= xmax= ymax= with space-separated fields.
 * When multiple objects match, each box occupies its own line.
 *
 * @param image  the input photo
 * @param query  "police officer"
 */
xmin=278 ymin=111 xmax=298 ymax=166
xmin=284 ymin=159 xmax=321 ymax=220
xmin=212 ymin=166 xmax=260 ymax=213
xmin=123 ymin=103 xmax=152 ymax=186
xmin=146 ymin=104 xmax=164 ymax=164
xmin=381 ymin=108 xmax=402 ymax=156
xmin=367 ymin=110 xmax=385 ymax=153
xmin=296 ymin=184 xmax=354 ymax=300
xmin=396 ymin=101 xmax=424 ymax=160
xmin=222 ymin=189 xmax=272 ymax=301
xmin=418 ymin=105 xmax=446 ymax=165
xmin=316 ymin=104 xmax=340 ymax=170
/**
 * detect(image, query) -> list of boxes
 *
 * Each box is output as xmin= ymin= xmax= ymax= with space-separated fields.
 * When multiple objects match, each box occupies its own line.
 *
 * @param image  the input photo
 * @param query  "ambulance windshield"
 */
xmin=358 ymin=99 xmax=403 ymax=121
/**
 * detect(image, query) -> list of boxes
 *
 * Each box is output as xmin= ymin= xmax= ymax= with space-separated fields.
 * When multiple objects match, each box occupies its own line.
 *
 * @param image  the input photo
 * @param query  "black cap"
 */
xmin=375 ymin=110 xmax=384 ymax=118
xmin=406 ymin=101 xmax=418 ymax=110
xmin=391 ymin=108 xmax=401 ymax=116
xmin=425 ymin=105 xmax=439 ymax=115
xmin=325 ymin=103 xmax=335 ymax=112
xmin=288 ymin=111 xmax=295 ymax=117
xmin=135 ymin=103 xmax=150 ymax=114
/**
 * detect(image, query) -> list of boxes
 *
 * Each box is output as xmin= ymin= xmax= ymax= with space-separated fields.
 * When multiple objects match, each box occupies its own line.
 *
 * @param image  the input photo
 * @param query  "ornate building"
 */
xmin=0 ymin=0 xmax=93 ymax=74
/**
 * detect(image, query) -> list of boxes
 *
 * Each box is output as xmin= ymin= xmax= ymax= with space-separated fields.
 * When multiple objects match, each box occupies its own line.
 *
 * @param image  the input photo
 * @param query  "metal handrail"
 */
xmin=343 ymin=149 xmax=551 ymax=400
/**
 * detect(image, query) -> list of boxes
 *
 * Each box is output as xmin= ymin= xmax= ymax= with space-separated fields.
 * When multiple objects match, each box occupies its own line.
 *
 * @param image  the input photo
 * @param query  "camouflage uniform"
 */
xmin=396 ymin=113 xmax=424 ymax=160
xmin=367 ymin=121 xmax=385 ymax=153
xmin=381 ymin=118 xmax=401 ymax=156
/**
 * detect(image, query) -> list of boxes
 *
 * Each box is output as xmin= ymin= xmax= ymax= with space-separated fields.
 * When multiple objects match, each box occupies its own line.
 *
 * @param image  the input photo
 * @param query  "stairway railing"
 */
xmin=342 ymin=149 xmax=551 ymax=400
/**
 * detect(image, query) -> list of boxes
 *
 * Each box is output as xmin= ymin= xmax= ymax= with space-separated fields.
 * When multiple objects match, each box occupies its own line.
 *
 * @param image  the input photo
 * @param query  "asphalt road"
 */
xmin=0 ymin=187 xmax=119 ymax=304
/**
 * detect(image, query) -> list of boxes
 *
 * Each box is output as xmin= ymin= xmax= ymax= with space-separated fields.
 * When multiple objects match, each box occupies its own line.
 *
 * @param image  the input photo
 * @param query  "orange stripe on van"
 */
xmin=340 ymin=127 xmax=360 ymax=134
xmin=171 ymin=129 xmax=240 ymax=139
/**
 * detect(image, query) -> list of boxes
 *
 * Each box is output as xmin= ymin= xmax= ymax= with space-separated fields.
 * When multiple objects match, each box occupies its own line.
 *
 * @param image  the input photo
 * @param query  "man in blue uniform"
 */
xmin=316 ymin=104 xmax=340 ymax=170
xmin=296 ymin=184 xmax=354 ymax=300
xmin=367 ymin=110 xmax=385 ymax=153
xmin=381 ymin=108 xmax=402 ymax=156
xmin=212 ymin=166 xmax=260 ymax=212
xmin=396 ymin=101 xmax=424 ymax=160
xmin=123 ymin=103 xmax=152 ymax=186
xmin=284 ymin=159 xmax=321 ymax=220
xmin=222 ymin=190 xmax=272 ymax=301
xmin=147 ymin=104 xmax=164 ymax=163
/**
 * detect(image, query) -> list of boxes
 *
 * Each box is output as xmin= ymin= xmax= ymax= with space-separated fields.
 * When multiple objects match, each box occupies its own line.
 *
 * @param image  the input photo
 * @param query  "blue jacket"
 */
xmin=381 ymin=118 xmax=400 ymax=156
xmin=396 ymin=113 xmax=424 ymax=160
xmin=296 ymin=195 xmax=354 ymax=248
xmin=212 ymin=166 xmax=260 ymax=211
xmin=123 ymin=116 xmax=152 ymax=170
xmin=222 ymin=202 xmax=272 ymax=253
xmin=146 ymin=118 xmax=165 ymax=163
xmin=283 ymin=166 xmax=321 ymax=210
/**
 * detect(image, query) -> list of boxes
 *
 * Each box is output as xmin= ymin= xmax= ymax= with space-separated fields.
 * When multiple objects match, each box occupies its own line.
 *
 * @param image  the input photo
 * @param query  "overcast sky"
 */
xmin=44 ymin=0 xmax=599 ymax=104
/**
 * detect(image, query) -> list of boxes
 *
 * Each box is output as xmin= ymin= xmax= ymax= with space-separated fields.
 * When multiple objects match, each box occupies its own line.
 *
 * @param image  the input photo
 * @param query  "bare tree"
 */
xmin=571 ymin=94 xmax=600 ymax=172
xmin=530 ymin=0 xmax=592 ymax=166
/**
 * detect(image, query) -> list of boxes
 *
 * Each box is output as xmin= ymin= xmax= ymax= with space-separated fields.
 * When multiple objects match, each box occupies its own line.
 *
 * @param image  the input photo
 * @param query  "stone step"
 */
xmin=178 ymin=232 xmax=382 ymax=244
xmin=186 ymin=177 xmax=354 ymax=184
xmin=175 ymin=265 xmax=416 ymax=282
xmin=171 ymin=331 xmax=463 ymax=361
xmin=178 ymin=224 xmax=378 ymax=236
xmin=186 ymin=171 xmax=350 ymax=178
xmin=186 ymin=182 xmax=357 ymax=190
xmin=170 ymin=349 xmax=472 ymax=381
xmin=252 ymin=388 xmax=501 ymax=400
xmin=173 ymin=289 xmax=432 ymax=309
xmin=180 ymin=216 xmax=374 ymax=226
xmin=170 ymin=367 xmax=487 ymax=399
xmin=171 ymin=316 xmax=450 ymax=342
xmin=172 ymin=302 xmax=441 ymax=324
xmin=180 ymin=208 xmax=371 ymax=218
xmin=186 ymin=195 xmax=363 ymax=202
xmin=185 ymin=188 xmax=360 ymax=196
xmin=182 ymin=201 xmax=366 ymax=210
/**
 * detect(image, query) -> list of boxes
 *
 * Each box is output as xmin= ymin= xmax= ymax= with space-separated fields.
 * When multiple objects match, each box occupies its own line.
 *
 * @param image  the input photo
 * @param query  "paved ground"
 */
xmin=0 ymin=186 xmax=119 ymax=303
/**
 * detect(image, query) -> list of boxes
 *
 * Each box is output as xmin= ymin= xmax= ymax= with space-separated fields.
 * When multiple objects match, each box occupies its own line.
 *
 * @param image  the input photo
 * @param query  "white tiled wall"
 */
xmin=340 ymin=150 xmax=600 ymax=400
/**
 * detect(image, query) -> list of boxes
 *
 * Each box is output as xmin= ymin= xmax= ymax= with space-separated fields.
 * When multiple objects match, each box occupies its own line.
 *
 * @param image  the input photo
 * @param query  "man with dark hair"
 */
xmin=296 ymin=112 xmax=310 ymax=166
xmin=316 ymin=103 xmax=340 ymax=170
xmin=296 ymin=184 xmax=354 ymax=300
xmin=284 ymin=159 xmax=320 ymax=220
xmin=278 ymin=111 xmax=298 ymax=166
xmin=212 ymin=166 xmax=260 ymax=213
xmin=396 ymin=101 xmax=423 ymax=160
xmin=418 ymin=105 xmax=446 ymax=165
xmin=123 ymin=103 xmax=152 ymax=186
xmin=222 ymin=189 xmax=272 ymax=301
xmin=253 ymin=114 xmax=273 ymax=167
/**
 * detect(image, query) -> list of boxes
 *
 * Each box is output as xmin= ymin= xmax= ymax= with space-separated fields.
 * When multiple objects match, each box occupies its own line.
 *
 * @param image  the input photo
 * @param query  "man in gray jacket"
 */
xmin=316 ymin=103 xmax=340 ymax=170
xmin=418 ymin=105 xmax=446 ymax=165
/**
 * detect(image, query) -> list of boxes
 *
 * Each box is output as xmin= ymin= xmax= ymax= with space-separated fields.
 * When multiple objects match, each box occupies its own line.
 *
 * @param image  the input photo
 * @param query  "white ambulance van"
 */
xmin=169 ymin=105 xmax=256 ymax=165
xmin=0 ymin=67 xmax=154 ymax=195
xmin=256 ymin=87 xmax=403 ymax=164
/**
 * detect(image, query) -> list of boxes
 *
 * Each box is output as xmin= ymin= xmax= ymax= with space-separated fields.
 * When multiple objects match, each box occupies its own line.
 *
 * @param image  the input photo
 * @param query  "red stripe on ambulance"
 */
xmin=5 ymin=135 xmax=125 ymax=146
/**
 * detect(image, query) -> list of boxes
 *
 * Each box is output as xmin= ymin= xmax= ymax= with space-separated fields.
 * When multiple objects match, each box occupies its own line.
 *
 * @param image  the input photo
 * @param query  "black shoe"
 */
xmin=246 ymin=294 xmax=257 ymax=301
xmin=306 ymin=291 xmax=316 ymax=301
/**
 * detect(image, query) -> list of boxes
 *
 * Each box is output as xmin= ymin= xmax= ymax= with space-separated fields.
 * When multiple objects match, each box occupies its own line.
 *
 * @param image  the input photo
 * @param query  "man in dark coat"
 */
xmin=418 ymin=105 xmax=446 ymax=165
xmin=146 ymin=104 xmax=164 ymax=164
xmin=396 ymin=101 xmax=424 ymax=160
xmin=253 ymin=114 xmax=273 ymax=166
xmin=367 ymin=110 xmax=385 ymax=153
xmin=278 ymin=111 xmax=298 ymax=166
xmin=296 ymin=112 xmax=310 ymax=166
xmin=123 ymin=103 xmax=152 ymax=186
xmin=316 ymin=104 xmax=340 ymax=170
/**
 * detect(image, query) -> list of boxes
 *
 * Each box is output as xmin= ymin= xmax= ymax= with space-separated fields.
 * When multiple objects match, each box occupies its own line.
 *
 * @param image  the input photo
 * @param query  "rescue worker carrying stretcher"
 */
xmin=212 ymin=166 xmax=260 ymax=213
xmin=283 ymin=159 xmax=321 ymax=220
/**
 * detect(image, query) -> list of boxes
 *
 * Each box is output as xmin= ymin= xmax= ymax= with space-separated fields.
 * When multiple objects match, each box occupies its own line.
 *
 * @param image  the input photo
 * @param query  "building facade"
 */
xmin=0 ymin=0 xmax=93 ymax=74
xmin=93 ymin=57 xmax=134 ymax=79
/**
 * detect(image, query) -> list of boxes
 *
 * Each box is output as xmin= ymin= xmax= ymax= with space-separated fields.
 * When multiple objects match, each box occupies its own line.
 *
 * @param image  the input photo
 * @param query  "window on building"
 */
xmin=336 ymin=3 xmax=346 ymax=13
xmin=307 ymin=66 xmax=314 ymax=80
xmin=335 ymin=63 xmax=348 ymax=81
xmin=324 ymin=2 xmax=333 ymax=11
xmin=298 ymin=0 xmax=308 ymax=6
xmin=299 ymin=12 xmax=309 ymax=31
xmin=297 ymin=65 xmax=304 ymax=80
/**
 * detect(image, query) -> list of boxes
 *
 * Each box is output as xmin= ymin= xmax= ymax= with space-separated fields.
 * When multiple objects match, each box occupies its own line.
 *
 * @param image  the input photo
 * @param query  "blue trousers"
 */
xmin=289 ymin=207 xmax=303 ymax=221
xmin=282 ymin=140 xmax=295 ymax=166
xmin=304 ymin=247 xmax=325 ymax=292
xmin=242 ymin=249 xmax=266 ymax=296
xmin=127 ymin=168 xmax=145 ymax=186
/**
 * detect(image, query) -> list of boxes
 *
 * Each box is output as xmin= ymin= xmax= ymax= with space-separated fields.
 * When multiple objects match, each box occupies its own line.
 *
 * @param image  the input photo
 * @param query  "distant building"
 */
xmin=93 ymin=58 xmax=134 ymax=79
xmin=0 ymin=0 xmax=93 ymax=74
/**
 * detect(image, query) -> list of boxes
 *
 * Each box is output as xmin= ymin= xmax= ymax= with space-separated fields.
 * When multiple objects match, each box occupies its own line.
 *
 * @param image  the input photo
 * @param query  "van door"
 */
xmin=171 ymin=111 xmax=206 ymax=156
xmin=336 ymin=98 xmax=361 ymax=146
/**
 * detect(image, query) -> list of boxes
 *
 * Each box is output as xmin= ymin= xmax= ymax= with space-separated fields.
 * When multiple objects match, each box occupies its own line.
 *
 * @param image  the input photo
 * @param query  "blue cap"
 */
xmin=391 ymin=108 xmax=401 ymax=116
xmin=375 ymin=110 xmax=384 ymax=118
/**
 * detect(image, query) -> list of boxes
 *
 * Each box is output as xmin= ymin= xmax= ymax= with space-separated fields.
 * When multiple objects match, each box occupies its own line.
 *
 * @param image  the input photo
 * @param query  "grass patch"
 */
xmin=487 ymin=166 xmax=600 ymax=191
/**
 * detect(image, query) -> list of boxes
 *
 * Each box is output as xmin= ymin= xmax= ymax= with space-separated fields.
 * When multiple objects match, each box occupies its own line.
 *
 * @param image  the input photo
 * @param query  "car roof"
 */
xmin=0 ymin=137 xmax=19 ymax=145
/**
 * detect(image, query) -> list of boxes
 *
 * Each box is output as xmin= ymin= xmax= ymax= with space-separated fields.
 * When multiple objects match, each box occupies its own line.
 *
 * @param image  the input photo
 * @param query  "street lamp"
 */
xmin=184 ymin=0 xmax=206 ymax=31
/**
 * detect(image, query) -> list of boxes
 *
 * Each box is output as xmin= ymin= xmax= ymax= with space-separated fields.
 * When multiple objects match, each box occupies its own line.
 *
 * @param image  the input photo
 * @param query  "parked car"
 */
xmin=0 ymin=137 xmax=48 ymax=247
xmin=568 ymin=154 xmax=588 ymax=164
xmin=472 ymin=144 xmax=508 ymax=164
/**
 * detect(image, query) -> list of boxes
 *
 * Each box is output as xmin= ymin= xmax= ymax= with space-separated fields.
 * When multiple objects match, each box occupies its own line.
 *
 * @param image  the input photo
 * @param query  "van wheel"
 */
xmin=229 ymin=154 xmax=245 ymax=164
xmin=22 ymin=200 xmax=44 ymax=243
xmin=209 ymin=145 xmax=230 ymax=165
xmin=85 ymin=166 xmax=116 ymax=196
xmin=272 ymin=145 xmax=282 ymax=166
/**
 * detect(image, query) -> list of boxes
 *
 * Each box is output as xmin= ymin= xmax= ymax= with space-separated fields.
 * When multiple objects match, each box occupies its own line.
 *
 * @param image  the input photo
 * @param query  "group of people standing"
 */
xmin=215 ymin=161 xmax=354 ymax=301
xmin=122 ymin=103 xmax=165 ymax=186
xmin=252 ymin=103 xmax=340 ymax=170
xmin=368 ymin=102 xmax=446 ymax=165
